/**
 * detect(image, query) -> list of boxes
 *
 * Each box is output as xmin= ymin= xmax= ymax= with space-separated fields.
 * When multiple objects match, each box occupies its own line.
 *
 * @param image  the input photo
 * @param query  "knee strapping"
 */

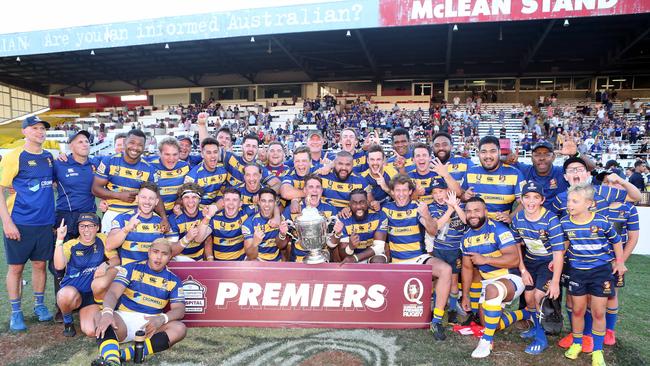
xmin=485 ymin=281 xmax=508 ymax=306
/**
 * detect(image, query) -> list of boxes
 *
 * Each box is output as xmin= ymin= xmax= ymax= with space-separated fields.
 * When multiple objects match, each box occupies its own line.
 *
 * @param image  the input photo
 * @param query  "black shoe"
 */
xmin=430 ymin=322 xmax=447 ymax=341
xmin=447 ymin=310 xmax=458 ymax=324
xmin=55 ymin=308 xmax=63 ymax=323
xmin=90 ymin=357 xmax=120 ymax=366
xmin=462 ymin=312 xmax=481 ymax=326
xmin=90 ymin=357 xmax=105 ymax=366
xmin=63 ymin=322 xmax=76 ymax=337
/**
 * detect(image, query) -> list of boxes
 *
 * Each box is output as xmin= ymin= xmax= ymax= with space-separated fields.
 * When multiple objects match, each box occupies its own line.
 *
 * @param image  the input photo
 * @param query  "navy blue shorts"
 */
xmin=4 ymin=224 xmax=54 ymax=265
xmin=568 ymin=264 xmax=616 ymax=298
xmin=615 ymin=273 xmax=625 ymax=288
xmin=55 ymin=210 xmax=83 ymax=241
xmin=524 ymin=259 xmax=553 ymax=292
xmin=78 ymin=291 xmax=97 ymax=309
xmin=432 ymin=248 xmax=462 ymax=274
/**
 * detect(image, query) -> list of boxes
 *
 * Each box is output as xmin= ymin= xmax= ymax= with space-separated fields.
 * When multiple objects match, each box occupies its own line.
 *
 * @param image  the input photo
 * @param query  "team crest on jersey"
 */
xmin=406 ymin=209 xmax=413 ymax=216
xmin=137 ymin=170 xmax=144 ymax=178
xmin=603 ymin=281 xmax=612 ymax=295
xmin=590 ymin=225 xmax=599 ymax=233
xmin=476 ymin=174 xmax=482 ymax=181
xmin=452 ymin=164 xmax=458 ymax=170
xmin=486 ymin=176 xmax=494 ymax=182
xmin=499 ymin=175 xmax=506 ymax=182
xmin=28 ymin=160 xmax=37 ymax=167
xmin=619 ymin=211 xmax=625 ymax=218
xmin=176 ymin=168 xmax=183 ymax=174
xmin=47 ymin=157 xmax=52 ymax=167
xmin=549 ymin=179 xmax=557 ymax=189
xmin=538 ymin=229 xmax=547 ymax=240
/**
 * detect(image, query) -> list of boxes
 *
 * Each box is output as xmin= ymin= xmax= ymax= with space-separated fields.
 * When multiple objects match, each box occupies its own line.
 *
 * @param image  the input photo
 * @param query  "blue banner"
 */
xmin=0 ymin=0 xmax=378 ymax=57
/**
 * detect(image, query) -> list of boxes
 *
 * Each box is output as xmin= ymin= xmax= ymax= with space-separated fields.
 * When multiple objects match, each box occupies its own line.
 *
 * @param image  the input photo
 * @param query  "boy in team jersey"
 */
xmin=428 ymin=179 xmax=467 ymax=324
xmin=510 ymin=181 xmax=565 ymax=354
xmin=560 ymin=183 xmax=627 ymax=366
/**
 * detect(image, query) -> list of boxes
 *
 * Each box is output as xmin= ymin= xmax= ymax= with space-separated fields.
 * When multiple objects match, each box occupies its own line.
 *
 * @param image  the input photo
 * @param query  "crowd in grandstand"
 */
xmin=2 ymin=92 xmax=648 ymax=365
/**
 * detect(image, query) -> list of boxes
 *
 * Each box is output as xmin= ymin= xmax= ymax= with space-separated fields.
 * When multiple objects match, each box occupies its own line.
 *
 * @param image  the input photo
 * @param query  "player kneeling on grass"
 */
xmin=460 ymin=197 xmax=526 ymax=358
xmin=93 ymin=238 xmax=186 ymax=366
xmin=560 ymin=183 xmax=627 ymax=366
xmin=54 ymin=213 xmax=120 ymax=337
xmin=332 ymin=188 xmax=388 ymax=264
xmin=510 ymin=181 xmax=565 ymax=354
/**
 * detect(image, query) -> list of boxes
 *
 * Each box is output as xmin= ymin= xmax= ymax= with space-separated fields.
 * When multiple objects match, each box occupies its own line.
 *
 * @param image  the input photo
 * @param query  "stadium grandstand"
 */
xmin=2 ymin=1 xmax=650 ymax=365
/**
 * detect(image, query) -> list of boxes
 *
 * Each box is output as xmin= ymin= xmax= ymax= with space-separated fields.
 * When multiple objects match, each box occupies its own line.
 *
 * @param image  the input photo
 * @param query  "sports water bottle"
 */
xmin=134 ymin=330 xmax=146 ymax=363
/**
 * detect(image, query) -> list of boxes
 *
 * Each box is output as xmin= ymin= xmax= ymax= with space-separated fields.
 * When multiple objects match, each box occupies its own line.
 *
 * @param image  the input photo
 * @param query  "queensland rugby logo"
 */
xmin=182 ymin=276 xmax=207 ymax=314
xmin=402 ymin=278 xmax=424 ymax=318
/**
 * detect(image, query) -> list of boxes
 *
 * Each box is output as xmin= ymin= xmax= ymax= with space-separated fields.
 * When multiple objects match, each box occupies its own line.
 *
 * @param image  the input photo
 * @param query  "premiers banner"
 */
xmin=168 ymin=261 xmax=432 ymax=329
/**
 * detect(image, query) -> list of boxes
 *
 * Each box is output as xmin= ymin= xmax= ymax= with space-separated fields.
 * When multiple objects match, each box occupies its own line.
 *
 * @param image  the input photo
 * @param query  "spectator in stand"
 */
xmin=629 ymin=160 xmax=646 ymax=191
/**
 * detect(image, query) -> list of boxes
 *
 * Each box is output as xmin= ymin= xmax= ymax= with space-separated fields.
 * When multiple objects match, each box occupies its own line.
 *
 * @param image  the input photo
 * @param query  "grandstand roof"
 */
xmin=2 ymin=13 xmax=649 ymax=95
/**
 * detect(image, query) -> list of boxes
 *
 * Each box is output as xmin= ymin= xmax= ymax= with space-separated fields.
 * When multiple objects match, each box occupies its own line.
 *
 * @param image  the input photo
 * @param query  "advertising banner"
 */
xmin=380 ymin=0 xmax=650 ymax=27
xmin=168 ymin=261 xmax=432 ymax=329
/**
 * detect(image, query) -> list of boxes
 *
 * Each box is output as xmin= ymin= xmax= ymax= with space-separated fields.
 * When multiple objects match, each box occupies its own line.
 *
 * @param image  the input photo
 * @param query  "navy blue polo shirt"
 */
xmin=54 ymin=154 xmax=97 ymax=212
xmin=514 ymin=162 xmax=568 ymax=211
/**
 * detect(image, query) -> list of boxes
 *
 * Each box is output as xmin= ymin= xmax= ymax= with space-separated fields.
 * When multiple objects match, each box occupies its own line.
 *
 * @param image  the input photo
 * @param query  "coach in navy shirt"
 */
xmin=54 ymin=131 xmax=98 ymax=239
xmin=508 ymin=141 xmax=569 ymax=210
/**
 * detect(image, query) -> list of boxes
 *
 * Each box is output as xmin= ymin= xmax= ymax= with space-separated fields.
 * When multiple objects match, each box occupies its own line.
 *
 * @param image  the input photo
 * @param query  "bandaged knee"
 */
xmin=485 ymin=281 xmax=508 ymax=306
xmin=371 ymin=240 xmax=385 ymax=256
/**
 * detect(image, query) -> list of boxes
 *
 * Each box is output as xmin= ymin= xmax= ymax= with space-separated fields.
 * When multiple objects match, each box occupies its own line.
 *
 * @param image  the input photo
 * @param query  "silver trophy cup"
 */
xmin=294 ymin=207 xmax=330 ymax=264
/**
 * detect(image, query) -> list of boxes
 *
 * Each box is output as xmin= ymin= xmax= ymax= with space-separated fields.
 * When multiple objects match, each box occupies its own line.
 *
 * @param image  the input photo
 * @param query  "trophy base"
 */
xmin=303 ymin=249 xmax=330 ymax=264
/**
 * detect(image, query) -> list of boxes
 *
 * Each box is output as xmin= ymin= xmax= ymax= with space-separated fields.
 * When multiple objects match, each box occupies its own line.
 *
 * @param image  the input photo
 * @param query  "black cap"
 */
xmin=431 ymin=177 xmax=448 ymax=189
xmin=532 ymin=141 xmax=554 ymax=152
xmin=594 ymin=169 xmax=615 ymax=182
xmin=76 ymin=212 xmax=100 ymax=226
xmin=605 ymin=159 xmax=618 ymax=169
xmin=68 ymin=130 xmax=90 ymax=143
xmin=563 ymin=156 xmax=588 ymax=172
xmin=177 ymin=136 xmax=192 ymax=144
xmin=522 ymin=181 xmax=545 ymax=196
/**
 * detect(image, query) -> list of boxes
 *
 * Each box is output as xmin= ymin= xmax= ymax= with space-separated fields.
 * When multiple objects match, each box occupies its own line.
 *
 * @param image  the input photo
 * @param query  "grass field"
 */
xmin=1 ymin=235 xmax=649 ymax=366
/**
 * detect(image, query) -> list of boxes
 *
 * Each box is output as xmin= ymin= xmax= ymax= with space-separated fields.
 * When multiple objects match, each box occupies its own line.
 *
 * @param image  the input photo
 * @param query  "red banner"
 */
xmin=168 ymin=261 xmax=432 ymax=329
xmin=380 ymin=0 xmax=650 ymax=26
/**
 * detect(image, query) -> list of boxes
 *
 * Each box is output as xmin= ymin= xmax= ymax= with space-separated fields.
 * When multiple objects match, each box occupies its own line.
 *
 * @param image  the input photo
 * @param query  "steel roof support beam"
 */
xmin=520 ymin=20 xmax=556 ymax=73
xmin=354 ymin=30 xmax=379 ymax=80
xmin=271 ymin=36 xmax=314 ymax=81
xmin=445 ymin=24 xmax=453 ymax=75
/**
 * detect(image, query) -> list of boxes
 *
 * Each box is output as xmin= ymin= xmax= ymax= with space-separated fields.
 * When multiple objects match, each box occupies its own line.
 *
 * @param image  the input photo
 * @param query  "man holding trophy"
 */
xmin=282 ymin=174 xmax=338 ymax=263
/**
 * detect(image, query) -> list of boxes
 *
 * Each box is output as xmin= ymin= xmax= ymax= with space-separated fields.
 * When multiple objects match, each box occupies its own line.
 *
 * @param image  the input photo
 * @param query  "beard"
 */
xmin=435 ymin=149 xmax=451 ymax=163
xmin=468 ymin=215 xmax=486 ymax=229
xmin=334 ymin=168 xmax=350 ymax=181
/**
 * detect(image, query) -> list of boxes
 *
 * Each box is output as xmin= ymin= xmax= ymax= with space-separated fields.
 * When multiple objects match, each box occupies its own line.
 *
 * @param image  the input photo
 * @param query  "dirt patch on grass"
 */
xmin=0 ymin=322 xmax=67 ymax=366
xmin=298 ymin=350 xmax=365 ymax=366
